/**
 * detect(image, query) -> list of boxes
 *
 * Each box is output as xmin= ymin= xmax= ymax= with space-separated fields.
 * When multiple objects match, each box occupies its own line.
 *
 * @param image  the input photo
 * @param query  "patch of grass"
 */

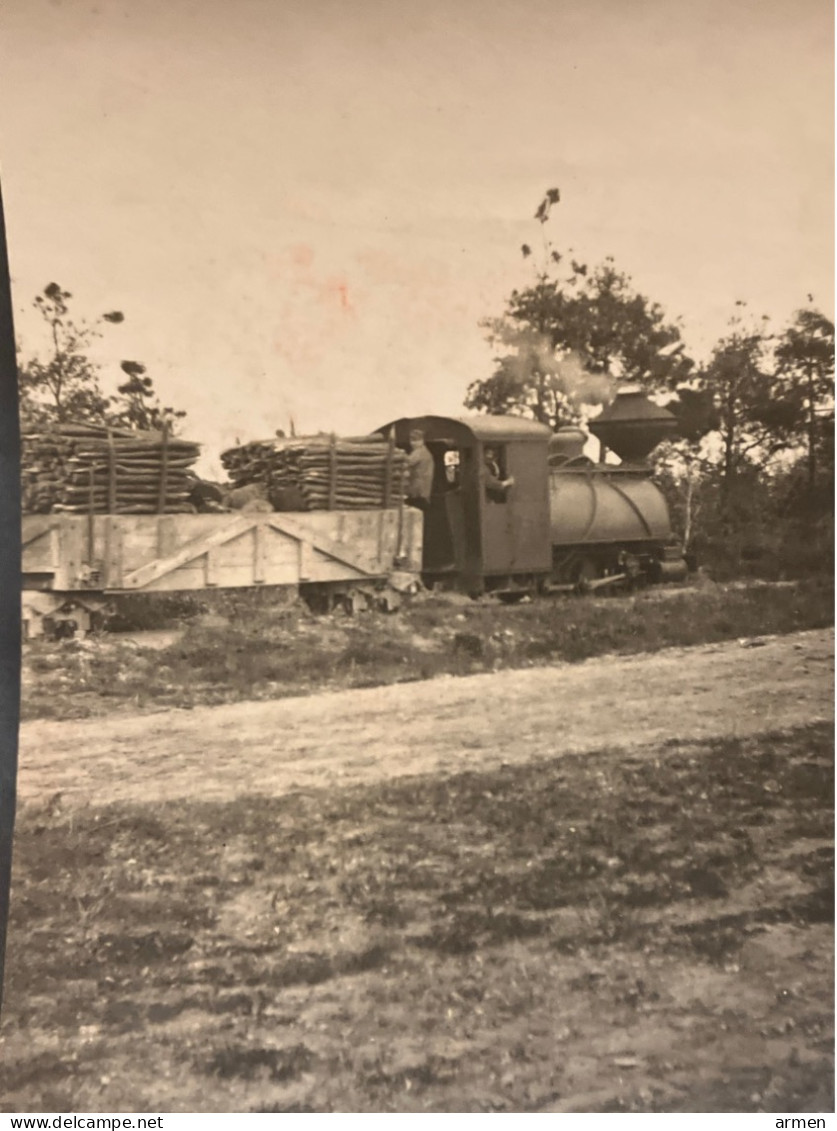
xmin=204 ymin=1043 xmax=313 ymax=1083
xmin=4 ymin=722 xmax=833 ymax=1112
xmin=9 ymin=724 xmax=832 ymax=977
xmin=20 ymin=576 xmax=834 ymax=720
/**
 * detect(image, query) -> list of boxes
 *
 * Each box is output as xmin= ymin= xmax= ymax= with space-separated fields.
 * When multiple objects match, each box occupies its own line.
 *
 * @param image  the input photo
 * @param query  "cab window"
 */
xmin=426 ymin=441 xmax=461 ymax=493
xmin=484 ymin=444 xmax=509 ymax=503
xmin=443 ymin=448 xmax=460 ymax=488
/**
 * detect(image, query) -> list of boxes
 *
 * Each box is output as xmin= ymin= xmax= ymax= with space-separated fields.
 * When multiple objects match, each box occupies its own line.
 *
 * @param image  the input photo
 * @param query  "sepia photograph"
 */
xmin=0 ymin=0 xmax=833 ymax=1116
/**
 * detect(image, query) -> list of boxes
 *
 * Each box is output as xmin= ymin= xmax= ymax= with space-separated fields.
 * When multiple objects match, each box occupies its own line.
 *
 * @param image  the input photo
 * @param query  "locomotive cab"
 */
xmin=377 ymin=415 xmax=552 ymax=595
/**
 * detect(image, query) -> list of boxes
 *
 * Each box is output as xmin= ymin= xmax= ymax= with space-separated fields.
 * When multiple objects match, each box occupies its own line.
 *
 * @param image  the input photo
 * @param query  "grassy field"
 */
xmin=21 ymin=575 xmax=834 ymax=721
xmin=2 ymin=722 xmax=833 ymax=1113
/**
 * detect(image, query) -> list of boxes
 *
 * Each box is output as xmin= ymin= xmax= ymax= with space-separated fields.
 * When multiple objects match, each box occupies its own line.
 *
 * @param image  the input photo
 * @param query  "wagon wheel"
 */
xmin=498 ymin=590 xmax=529 ymax=604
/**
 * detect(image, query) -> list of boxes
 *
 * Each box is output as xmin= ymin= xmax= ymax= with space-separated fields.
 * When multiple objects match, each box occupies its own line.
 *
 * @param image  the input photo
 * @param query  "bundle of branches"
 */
xmin=22 ymin=422 xmax=201 ymax=514
xmin=221 ymin=433 xmax=407 ymax=511
xmin=21 ymin=432 xmax=70 ymax=514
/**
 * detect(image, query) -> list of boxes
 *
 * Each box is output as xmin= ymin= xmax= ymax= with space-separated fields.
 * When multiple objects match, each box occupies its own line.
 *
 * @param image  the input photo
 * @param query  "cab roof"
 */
xmin=377 ymin=414 xmax=551 ymax=445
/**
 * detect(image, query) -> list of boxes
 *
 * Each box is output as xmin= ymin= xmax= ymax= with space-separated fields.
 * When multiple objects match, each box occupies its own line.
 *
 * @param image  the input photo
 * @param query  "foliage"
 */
xmin=109 ymin=360 xmax=187 ymax=433
xmin=466 ymin=191 xmax=693 ymax=429
xmin=654 ymin=308 xmax=823 ymax=540
xmin=658 ymin=305 xmax=833 ymax=544
xmin=18 ymin=283 xmax=116 ymax=430
xmin=18 ymin=283 xmax=186 ymax=435
xmin=655 ymin=453 xmax=834 ymax=581
xmin=698 ymin=312 xmax=802 ymax=499
xmin=774 ymin=306 xmax=835 ymax=497
xmin=650 ymin=389 xmax=722 ymax=549
xmin=664 ymin=386 xmax=720 ymax=444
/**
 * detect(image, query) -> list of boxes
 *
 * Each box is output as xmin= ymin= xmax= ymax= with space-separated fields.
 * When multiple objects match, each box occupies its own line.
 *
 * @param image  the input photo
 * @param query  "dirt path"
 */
xmin=18 ymin=628 xmax=833 ymax=807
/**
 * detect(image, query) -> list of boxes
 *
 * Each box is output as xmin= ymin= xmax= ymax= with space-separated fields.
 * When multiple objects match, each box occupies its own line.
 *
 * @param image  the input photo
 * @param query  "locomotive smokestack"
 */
xmin=587 ymin=387 xmax=677 ymax=463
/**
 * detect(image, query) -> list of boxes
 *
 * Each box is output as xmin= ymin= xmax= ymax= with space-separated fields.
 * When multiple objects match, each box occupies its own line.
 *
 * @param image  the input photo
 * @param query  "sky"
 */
xmin=0 ymin=0 xmax=833 ymax=474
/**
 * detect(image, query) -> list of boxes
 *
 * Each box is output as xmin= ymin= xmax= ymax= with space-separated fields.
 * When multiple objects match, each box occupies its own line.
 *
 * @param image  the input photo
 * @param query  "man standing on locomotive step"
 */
xmin=405 ymin=428 xmax=434 ymax=512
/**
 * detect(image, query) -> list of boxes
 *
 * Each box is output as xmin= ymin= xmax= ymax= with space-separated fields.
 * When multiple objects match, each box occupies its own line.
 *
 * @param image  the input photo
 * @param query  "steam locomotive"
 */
xmin=380 ymin=390 xmax=687 ymax=596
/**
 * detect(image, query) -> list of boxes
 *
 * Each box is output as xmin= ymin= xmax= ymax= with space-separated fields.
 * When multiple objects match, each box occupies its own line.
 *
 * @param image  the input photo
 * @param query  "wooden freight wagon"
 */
xmin=21 ymin=507 xmax=423 ymax=638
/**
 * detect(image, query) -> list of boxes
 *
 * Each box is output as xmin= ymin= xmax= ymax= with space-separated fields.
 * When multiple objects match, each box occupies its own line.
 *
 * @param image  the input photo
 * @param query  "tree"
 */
xmin=18 ymin=283 xmax=122 ymax=430
xmin=466 ymin=191 xmax=693 ymax=429
xmin=697 ymin=311 xmax=801 ymax=508
xmin=651 ymin=388 xmax=720 ymax=551
xmin=465 ymin=323 xmax=615 ymax=429
xmin=774 ymin=306 xmax=834 ymax=495
xmin=109 ymin=360 xmax=187 ymax=433
xmin=655 ymin=309 xmax=832 ymax=576
xmin=18 ymin=283 xmax=186 ymax=434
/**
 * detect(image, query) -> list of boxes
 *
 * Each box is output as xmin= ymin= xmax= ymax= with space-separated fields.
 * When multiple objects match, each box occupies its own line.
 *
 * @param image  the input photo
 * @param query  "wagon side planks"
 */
xmin=21 ymin=508 xmax=423 ymax=637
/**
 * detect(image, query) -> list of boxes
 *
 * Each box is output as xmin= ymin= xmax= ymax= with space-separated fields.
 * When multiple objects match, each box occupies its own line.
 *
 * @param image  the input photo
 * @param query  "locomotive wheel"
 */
xmin=573 ymin=556 xmax=599 ymax=593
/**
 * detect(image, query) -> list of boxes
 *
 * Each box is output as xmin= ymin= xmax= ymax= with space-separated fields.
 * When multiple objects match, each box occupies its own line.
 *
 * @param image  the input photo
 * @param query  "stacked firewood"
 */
xmin=22 ymin=422 xmax=201 ymax=514
xmin=221 ymin=433 xmax=407 ymax=511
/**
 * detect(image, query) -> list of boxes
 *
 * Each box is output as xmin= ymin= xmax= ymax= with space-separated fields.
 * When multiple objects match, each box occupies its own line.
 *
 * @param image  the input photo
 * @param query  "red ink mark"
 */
xmin=321 ymin=276 xmax=352 ymax=312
